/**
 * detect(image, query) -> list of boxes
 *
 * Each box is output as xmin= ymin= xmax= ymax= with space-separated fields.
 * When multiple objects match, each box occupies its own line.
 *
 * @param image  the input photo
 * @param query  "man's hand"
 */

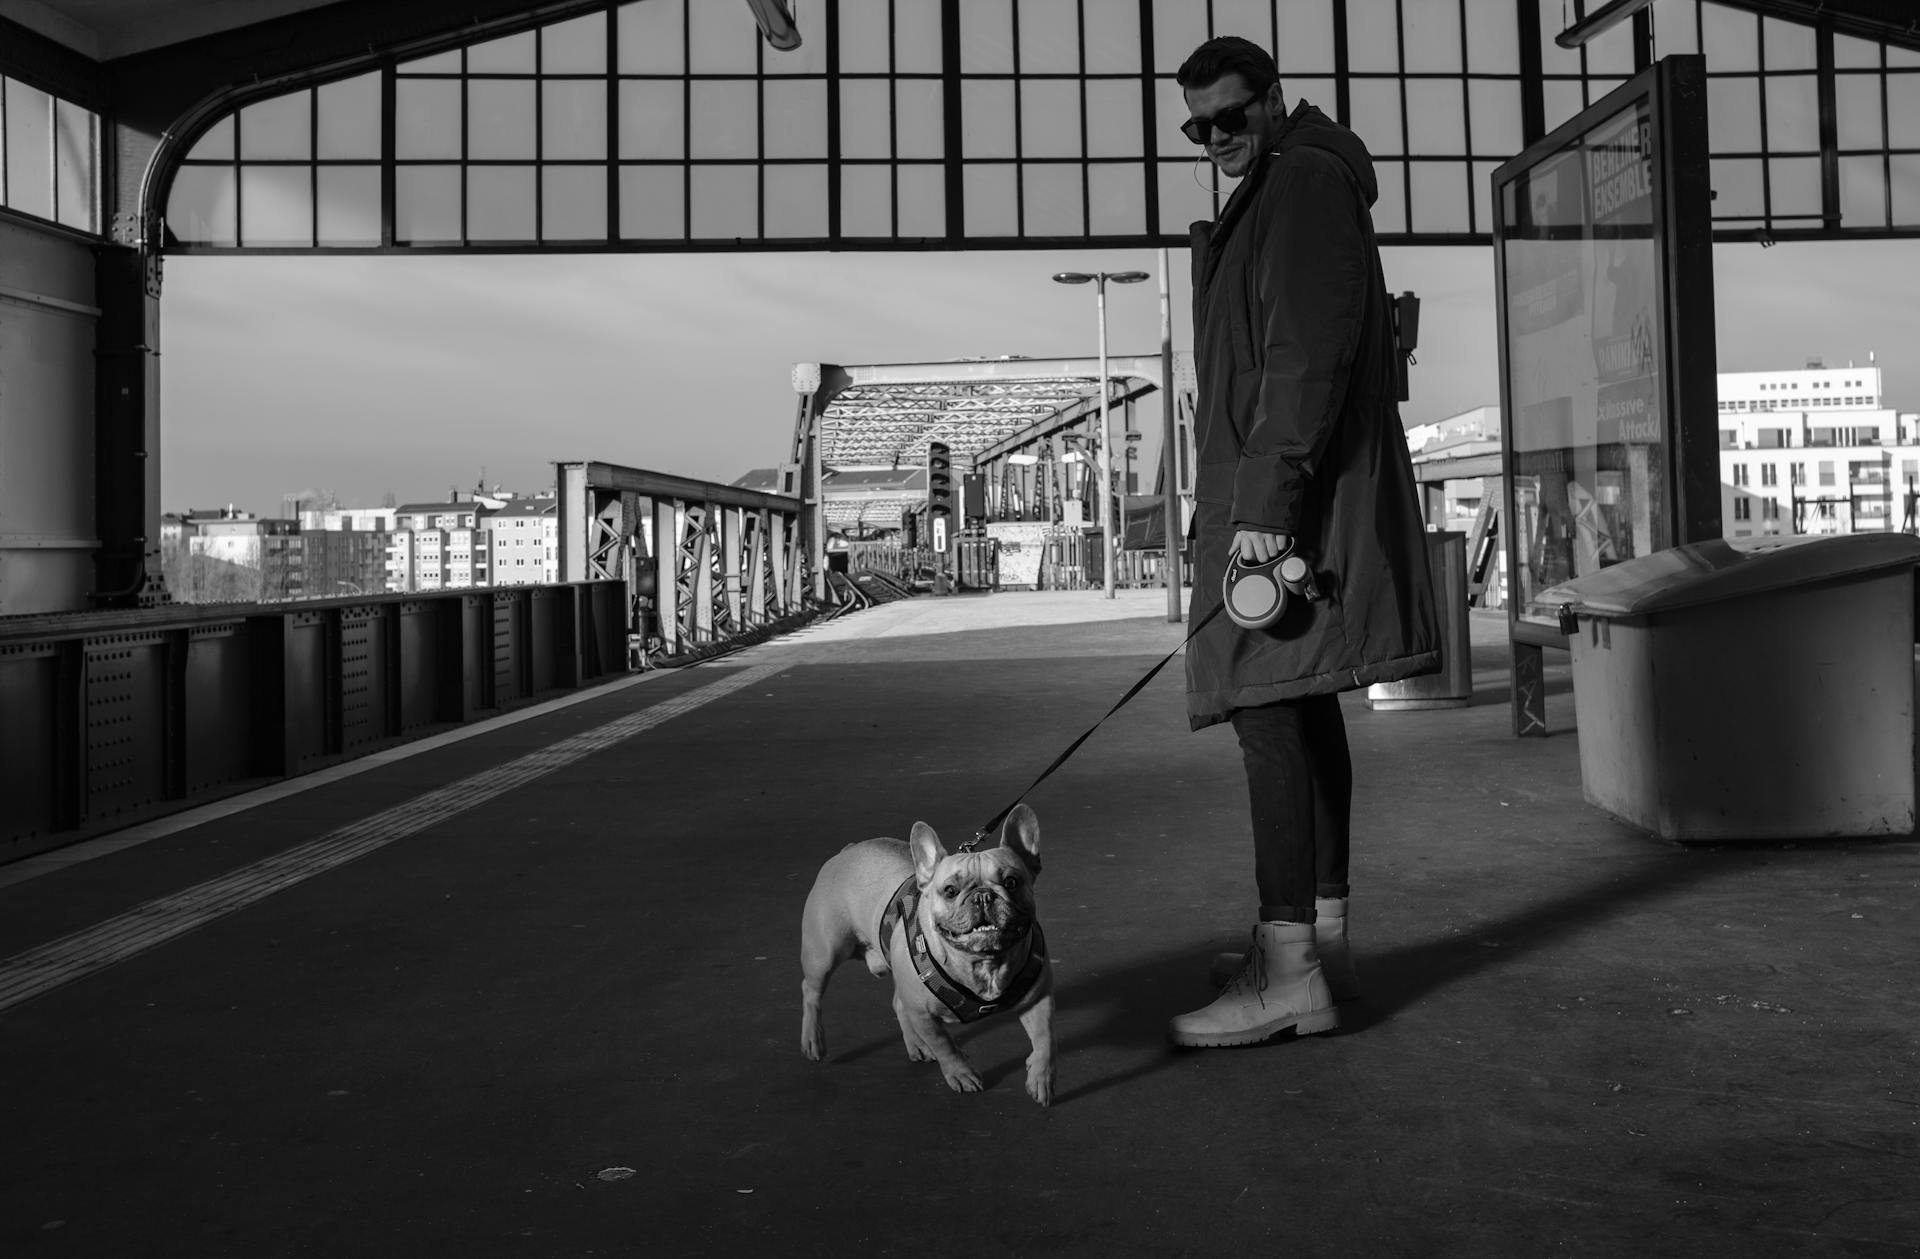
xmin=1232 ymin=529 xmax=1290 ymax=563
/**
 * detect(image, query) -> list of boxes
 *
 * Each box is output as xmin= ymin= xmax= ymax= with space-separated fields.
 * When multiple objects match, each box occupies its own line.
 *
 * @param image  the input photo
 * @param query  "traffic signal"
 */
xmin=926 ymin=441 xmax=954 ymax=554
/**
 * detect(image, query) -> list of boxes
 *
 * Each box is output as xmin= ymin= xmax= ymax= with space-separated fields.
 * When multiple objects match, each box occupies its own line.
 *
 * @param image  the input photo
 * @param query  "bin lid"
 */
xmin=1537 ymin=532 xmax=1920 ymax=619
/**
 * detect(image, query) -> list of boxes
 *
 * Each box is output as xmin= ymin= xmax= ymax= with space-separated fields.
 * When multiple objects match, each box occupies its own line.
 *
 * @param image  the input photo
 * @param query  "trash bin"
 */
xmin=1367 ymin=530 xmax=1472 ymax=710
xmin=1538 ymin=533 xmax=1920 ymax=842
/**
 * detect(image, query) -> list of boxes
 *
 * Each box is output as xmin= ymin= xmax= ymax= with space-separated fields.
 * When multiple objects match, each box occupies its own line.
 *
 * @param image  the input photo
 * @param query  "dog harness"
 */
xmin=877 ymin=877 xmax=1047 ymax=1024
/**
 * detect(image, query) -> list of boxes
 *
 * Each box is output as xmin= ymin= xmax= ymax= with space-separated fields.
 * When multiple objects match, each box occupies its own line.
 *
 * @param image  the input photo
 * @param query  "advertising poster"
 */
xmin=1499 ymin=98 xmax=1670 ymax=627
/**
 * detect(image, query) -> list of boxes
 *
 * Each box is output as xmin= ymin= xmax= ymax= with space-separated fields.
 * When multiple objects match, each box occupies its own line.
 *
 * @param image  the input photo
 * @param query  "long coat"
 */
xmin=1184 ymin=101 xmax=1440 ymax=730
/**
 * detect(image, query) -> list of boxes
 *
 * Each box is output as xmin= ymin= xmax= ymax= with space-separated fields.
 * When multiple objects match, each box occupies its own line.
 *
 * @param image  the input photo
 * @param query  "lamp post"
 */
xmin=1052 ymin=268 xmax=1149 ymax=598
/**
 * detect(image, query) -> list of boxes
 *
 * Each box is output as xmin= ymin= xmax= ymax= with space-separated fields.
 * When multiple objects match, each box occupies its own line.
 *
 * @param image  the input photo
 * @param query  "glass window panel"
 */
xmin=469 ymin=80 xmax=537 ymax=159
xmin=1371 ymin=160 xmax=1406 ymax=233
xmin=396 ymin=164 xmax=461 ymax=242
xmin=239 ymin=165 xmax=311 ymax=245
xmin=1085 ymin=79 xmax=1143 ymax=157
xmin=1275 ymin=0 xmax=1336 ymax=74
xmin=840 ymin=0 xmax=892 ymax=73
xmin=1650 ymin=3 xmax=1699 ymax=56
xmin=1023 ymin=162 xmax=1084 ymax=236
xmin=543 ymin=165 xmax=607 ymax=239
xmin=1153 ymin=3 xmax=1209 ymax=74
xmin=544 ymin=80 xmax=608 ymax=159
xmin=1021 ymin=80 xmax=1082 ymax=158
xmin=690 ymin=164 xmax=758 ymax=238
xmin=1289 ymin=78 xmax=1336 ymax=114
xmin=543 ymin=13 xmax=607 ymax=73
xmin=53 ymin=100 xmax=95 ymax=231
xmin=1084 ymin=0 xmax=1140 ymax=73
xmin=1838 ymin=155 xmax=1888 ymax=228
xmin=185 ymin=116 xmax=234 ymax=162
xmin=397 ymin=79 xmax=462 ymax=160
xmin=898 ymin=162 xmax=945 ymax=236
xmin=1761 ymin=17 xmax=1815 ymax=71
xmin=618 ymin=0 xmax=684 ymax=73
xmin=317 ymin=74 xmax=380 ymax=160
xmin=468 ymin=31 xmax=536 ymax=73
xmin=1020 ymin=0 xmax=1081 ymax=73
xmin=1584 ymin=20 xmax=1636 ymax=76
xmin=1088 ymin=161 xmax=1144 ymax=235
xmin=1158 ymin=159 xmax=1217 ymax=234
xmin=1890 ymin=154 xmax=1920 ymax=227
xmin=763 ymin=80 xmax=827 ymax=158
xmin=399 ymin=50 xmax=461 ymax=74
xmin=1542 ymin=80 xmax=1583 ymax=133
xmin=1472 ymin=159 xmax=1500 ymax=233
xmin=962 ymin=79 xmax=1017 ymax=157
xmin=317 ymin=164 xmax=381 ymax=245
xmin=1710 ymin=156 xmax=1765 ymax=220
xmin=1156 ymin=77 xmax=1194 ymax=149
xmin=240 ymin=92 xmax=311 ymax=160
xmin=1890 ymin=45 xmax=1920 ymax=69
xmin=1402 ymin=1 xmax=1462 ymax=73
xmin=764 ymin=163 xmax=827 ymax=236
xmin=1767 ymin=156 xmax=1821 ymax=220
xmin=1464 ymin=0 xmax=1520 ymax=73
xmin=1348 ymin=80 xmax=1404 ymax=156
xmin=896 ymin=79 xmax=944 ymax=158
xmin=166 ymin=166 xmax=237 ymax=244
xmin=1409 ymin=161 xmax=1469 ymax=233
xmin=1345 ymin=0 xmax=1400 ymax=73
xmin=618 ymin=164 xmax=685 ymax=237
xmin=1469 ymin=79 xmax=1524 ymax=159
xmin=5 ymin=80 xmax=52 ymax=220
xmin=1835 ymin=74 xmax=1884 ymax=149
xmin=1586 ymin=78 xmax=1627 ymax=107
xmin=1707 ymin=76 xmax=1761 ymax=152
xmin=620 ymin=80 xmax=684 ymax=158
xmin=1212 ymin=0 xmax=1272 ymax=50
xmin=1890 ymin=75 xmax=1920 ymax=149
xmin=1701 ymin=3 xmax=1758 ymax=72
xmin=841 ymin=163 xmax=892 ymax=235
xmin=687 ymin=80 xmax=758 ymax=159
xmin=895 ymin=0 xmax=943 ymax=73
xmin=1537 ymin=10 xmax=1581 ymax=74
xmin=1764 ymin=74 xmax=1819 ymax=151
xmin=962 ymin=0 xmax=1014 ymax=73
xmin=964 ymin=162 xmax=1019 ymax=235
xmin=764 ymin=0 xmax=828 ymax=74
xmin=689 ymin=0 xmax=757 ymax=72
xmin=840 ymin=79 xmax=893 ymax=158
xmin=468 ymin=165 xmax=537 ymax=239
xmin=1406 ymin=80 xmax=1465 ymax=156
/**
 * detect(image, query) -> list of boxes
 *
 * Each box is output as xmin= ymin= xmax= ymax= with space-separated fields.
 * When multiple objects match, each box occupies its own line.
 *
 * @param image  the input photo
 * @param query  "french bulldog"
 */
xmin=798 ymin=803 xmax=1053 ymax=1105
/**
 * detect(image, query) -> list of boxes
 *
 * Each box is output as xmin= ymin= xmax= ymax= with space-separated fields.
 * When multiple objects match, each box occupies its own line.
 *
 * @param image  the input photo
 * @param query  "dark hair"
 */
xmin=1175 ymin=36 xmax=1281 ymax=95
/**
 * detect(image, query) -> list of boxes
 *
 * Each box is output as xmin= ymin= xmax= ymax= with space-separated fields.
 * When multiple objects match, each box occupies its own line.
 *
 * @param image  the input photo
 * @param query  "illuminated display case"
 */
xmin=1491 ymin=55 xmax=1720 ymax=671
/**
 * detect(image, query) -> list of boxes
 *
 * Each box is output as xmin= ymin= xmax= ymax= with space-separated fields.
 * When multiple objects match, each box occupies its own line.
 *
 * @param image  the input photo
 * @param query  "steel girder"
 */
xmin=557 ymin=460 xmax=810 ymax=664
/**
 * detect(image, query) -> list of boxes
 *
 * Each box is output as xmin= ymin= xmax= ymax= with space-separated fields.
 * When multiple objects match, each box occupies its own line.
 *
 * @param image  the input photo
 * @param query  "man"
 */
xmin=1169 ymin=36 xmax=1440 ymax=1049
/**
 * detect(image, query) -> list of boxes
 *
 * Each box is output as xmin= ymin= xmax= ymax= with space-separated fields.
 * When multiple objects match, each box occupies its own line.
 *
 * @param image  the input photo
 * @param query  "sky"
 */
xmin=159 ymin=237 xmax=1920 ymax=517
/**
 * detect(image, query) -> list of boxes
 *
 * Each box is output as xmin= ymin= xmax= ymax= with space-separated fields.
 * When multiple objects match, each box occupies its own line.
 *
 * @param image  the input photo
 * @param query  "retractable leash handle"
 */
xmin=1223 ymin=541 xmax=1324 ymax=630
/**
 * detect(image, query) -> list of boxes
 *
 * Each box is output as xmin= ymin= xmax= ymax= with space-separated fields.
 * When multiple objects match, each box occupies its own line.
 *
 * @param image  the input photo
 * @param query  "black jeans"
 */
xmin=1229 ymin=693 xmax=1353 ymax=924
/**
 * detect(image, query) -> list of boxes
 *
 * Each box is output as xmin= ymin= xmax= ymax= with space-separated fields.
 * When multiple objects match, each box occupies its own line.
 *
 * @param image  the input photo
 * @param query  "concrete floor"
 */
xmin=1 ymin=592 xmax=1916 ymax=1257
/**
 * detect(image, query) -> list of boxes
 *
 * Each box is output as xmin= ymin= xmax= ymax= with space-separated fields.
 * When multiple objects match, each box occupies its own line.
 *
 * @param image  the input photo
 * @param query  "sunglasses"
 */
xmin=1181 ymin=95 xmax=1263 ymax=146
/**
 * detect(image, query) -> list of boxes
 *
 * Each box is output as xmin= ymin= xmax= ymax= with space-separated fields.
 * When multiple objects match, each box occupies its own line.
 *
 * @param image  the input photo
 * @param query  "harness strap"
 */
xmin=880 ymin=876 xmax=1048 ymax=1024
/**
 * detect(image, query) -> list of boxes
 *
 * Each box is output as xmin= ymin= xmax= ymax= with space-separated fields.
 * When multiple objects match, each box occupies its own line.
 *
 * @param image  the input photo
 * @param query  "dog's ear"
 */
xmin=910 ymin=822 xmax=946 ymax=886
xmin=999 ymin=804 xmax=1041 ymax=877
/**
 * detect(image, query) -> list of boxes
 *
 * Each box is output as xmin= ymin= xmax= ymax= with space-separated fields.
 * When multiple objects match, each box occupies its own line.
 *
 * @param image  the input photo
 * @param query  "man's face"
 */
xmin=1183 ymin=74 xmax=1283 ymax=180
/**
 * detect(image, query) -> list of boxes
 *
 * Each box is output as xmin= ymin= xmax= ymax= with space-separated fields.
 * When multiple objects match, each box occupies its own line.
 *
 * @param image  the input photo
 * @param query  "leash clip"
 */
xmin=958 ymin=829 xmax=990 ymax=853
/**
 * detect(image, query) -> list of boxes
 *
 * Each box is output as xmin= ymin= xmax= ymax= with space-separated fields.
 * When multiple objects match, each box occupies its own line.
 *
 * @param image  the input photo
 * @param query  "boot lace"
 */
xmin=1222 ymin=932 xmax=1269 ymax=1009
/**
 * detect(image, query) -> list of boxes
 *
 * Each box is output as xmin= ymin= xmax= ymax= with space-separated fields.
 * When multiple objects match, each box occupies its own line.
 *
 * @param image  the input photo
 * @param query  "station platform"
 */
xmin=3 ymin=591 xmax=1916 ymax=1257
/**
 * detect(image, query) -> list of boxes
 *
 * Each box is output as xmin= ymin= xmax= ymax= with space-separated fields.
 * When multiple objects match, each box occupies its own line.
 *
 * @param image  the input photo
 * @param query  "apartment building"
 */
xmin=387 ymin=501 xmax=489 ymax=591
xmin=483 ymin=497 xmax=559 ymax=585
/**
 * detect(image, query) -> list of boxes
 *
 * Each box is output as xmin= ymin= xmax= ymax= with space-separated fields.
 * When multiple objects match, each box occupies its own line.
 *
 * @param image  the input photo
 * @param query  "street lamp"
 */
xmin=1052 ymin=269 xmax=1149 ymax=598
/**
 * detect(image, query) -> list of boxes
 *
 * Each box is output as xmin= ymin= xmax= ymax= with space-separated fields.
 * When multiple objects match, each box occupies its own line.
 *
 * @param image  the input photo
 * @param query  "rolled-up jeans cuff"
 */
xmin=1316 ymin=882 xmax=1350 ymax=900
xmin=1258 ymin=903 xmax=1315 ymax=924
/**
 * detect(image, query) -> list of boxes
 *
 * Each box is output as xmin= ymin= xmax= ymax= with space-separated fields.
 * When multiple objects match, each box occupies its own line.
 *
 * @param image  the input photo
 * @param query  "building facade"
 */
xmin=482 ymin=497 xmax=559 ymax=585
xmin=386 ymin=502 xmax=490 ymax=592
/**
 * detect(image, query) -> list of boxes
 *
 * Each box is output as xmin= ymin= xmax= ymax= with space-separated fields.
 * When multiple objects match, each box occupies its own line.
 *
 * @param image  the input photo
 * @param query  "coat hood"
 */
xmin=1274 ymin=100 xmax=1378 ymax=208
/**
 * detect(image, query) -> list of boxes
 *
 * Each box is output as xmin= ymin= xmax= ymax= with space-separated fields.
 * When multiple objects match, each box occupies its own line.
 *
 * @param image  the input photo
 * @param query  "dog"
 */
xmin=798 ymin=803 xmax=1053 ymax=1105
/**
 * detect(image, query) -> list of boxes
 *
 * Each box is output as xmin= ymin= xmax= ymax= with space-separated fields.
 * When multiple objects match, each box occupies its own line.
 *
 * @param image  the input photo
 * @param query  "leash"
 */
xmin=959 ymin=602 xmax=1224 ymax=852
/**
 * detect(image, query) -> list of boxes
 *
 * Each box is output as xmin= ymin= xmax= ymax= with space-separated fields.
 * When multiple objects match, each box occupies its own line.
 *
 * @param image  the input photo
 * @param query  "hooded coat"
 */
xmin=1184 ymin=100 xmax=1440 ymax=730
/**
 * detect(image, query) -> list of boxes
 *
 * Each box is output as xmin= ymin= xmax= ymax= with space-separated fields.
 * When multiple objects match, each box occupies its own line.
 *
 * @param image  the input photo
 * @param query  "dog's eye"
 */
xmin=1002 ymin=875 xmax=1021 ymax=890
xmin=942 ymin=883 xmax=959 ymax=898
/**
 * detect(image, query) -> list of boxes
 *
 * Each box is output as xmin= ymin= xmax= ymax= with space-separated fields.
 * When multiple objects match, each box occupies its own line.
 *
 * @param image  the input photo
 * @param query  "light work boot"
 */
xmin=1170 ymin=922 xmax=1339 ymax=1048
xmin=1208 ymin=898 xmax=1360 ymax=1003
